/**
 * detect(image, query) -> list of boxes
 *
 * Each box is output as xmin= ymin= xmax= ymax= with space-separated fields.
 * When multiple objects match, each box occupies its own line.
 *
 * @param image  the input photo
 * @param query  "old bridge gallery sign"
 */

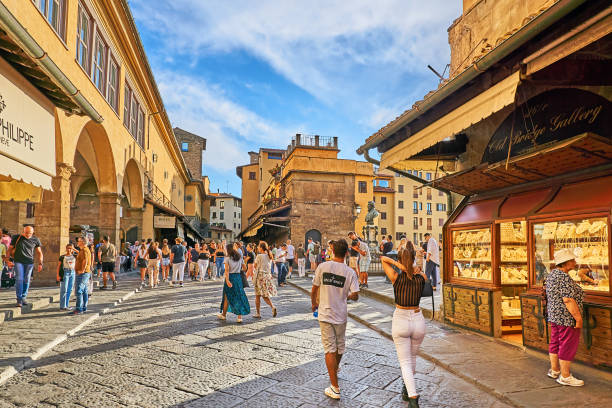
xmin=482 ymin=88 xmax=610 ymax=164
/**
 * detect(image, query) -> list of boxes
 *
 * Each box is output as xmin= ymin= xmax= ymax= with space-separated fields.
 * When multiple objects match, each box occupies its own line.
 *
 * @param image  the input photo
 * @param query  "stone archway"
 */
xmin=68 ymin=121 xmax=120 ymax=247
xmin=120 ymin=159 xmax=145 ymax=244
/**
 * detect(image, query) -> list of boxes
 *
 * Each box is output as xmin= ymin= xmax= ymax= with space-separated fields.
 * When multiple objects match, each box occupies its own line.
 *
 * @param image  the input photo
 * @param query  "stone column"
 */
xmin=35 ymin=163 xmax=75 ymax=286
xmin=97 ymin=192 xmax=121 ymax=249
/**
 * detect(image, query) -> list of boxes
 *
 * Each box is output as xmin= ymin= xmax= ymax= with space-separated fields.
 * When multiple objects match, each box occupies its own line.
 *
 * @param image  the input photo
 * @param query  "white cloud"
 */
xmin=131 ymin=0 xmax=461 ymax=130
xmin=156 ymin=71 xmax=292 ymax=172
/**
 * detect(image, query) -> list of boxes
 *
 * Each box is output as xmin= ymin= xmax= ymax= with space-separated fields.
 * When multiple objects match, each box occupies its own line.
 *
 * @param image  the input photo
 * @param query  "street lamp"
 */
xmin=353 ymin=204 xmax=361 ymax=219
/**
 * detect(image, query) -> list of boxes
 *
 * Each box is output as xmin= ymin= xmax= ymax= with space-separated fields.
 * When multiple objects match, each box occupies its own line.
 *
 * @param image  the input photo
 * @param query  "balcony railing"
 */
xmin=144 ymin=173 xmax=182 ymax=214
xmin=286 ymin=134 xmax=338 ymax=156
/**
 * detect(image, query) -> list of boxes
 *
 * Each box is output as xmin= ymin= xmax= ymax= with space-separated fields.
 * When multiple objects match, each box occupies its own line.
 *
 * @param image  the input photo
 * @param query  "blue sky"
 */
xmin=130 ymin=1 xmax=462 ymax=197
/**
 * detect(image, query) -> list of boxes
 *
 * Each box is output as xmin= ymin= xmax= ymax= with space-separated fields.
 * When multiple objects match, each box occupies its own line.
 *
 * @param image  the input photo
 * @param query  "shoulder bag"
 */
xmin=420 ymin=275 xmax=435 ymax=320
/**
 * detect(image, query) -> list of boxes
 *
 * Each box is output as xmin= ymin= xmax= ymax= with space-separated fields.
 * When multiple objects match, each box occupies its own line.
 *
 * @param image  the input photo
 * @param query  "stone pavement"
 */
xmin=289 ymin=277 xmax=612 ymax=408
xmin=0 ymin=279 xmax=512 ymax=407
xmin=0 ymin=272 xmax=143 ymax=384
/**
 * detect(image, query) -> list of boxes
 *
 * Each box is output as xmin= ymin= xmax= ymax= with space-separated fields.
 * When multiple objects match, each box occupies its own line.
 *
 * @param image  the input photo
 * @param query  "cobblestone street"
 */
xmin=0 ymin=281 xmax=509 ymax=407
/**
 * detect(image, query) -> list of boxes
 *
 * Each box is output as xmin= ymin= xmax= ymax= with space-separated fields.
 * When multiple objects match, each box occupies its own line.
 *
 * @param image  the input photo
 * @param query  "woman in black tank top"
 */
xmin=381 ymin=246 xmax=428 ymax=407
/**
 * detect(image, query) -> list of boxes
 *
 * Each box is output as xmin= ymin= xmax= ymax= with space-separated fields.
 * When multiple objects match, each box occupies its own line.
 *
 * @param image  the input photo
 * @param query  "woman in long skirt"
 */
xmin=253 ymin=241 xmax=277 ymax=318
xmin=218 ymin=243 xmax=250 ymax=323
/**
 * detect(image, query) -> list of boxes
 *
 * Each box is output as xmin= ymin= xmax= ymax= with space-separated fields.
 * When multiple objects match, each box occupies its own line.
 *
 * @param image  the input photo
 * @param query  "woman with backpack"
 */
xmin=381 ymin=246 xmax=428 ymax=407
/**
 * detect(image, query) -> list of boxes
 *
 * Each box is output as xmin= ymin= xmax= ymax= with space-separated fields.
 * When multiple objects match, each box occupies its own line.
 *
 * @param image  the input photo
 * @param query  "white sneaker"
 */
xmin=547 ymin=369 xmax=560 ymax=379
xmin=557 ymin=374 xmax=584 ymax=387
xmin=325 ymin=385 xmax=340 ymax=400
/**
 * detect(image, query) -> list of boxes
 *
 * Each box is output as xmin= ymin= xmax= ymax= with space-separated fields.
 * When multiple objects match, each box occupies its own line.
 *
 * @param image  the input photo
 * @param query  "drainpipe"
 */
xmin=363 ymin=148 xmax=455 ymax=216
xmin=356 ymin=0 xmax=586 ymax=155
xmin=0 ymin=2 xmax=103 ymax=123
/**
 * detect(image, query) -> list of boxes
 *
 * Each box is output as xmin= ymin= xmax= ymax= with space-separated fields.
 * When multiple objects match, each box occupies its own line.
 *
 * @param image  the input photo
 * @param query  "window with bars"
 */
xmin=76 ymin=3 xmax=91 ymax=71
xmin=33 ymin=0 xmax=66 ymax=40
xmin=358 ymin=181 xmax=367 ymax=193
xmin=381 ymin=196 xmax=387 ymax=204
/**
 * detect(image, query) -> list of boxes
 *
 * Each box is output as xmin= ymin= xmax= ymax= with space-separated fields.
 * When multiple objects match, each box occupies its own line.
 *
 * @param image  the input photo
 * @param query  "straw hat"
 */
xmin=554 ymin=249 xmax=575 ymax=266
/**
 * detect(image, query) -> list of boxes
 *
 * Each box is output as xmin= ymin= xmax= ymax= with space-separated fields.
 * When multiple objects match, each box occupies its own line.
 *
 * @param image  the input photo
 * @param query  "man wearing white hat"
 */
xmin=544 ymin=248 xmax=584 ymax=387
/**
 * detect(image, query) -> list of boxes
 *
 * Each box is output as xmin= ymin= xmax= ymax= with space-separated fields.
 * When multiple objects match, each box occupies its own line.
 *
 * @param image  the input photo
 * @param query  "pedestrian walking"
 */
xmin=161 ymin=240 xmax=171 ymax=282
xmin=188 ymin=243 xmax=200 ymax=281
xmin=134 ymin=242 xmax=148 ymax=286
xmin=381 ymin=247 xmax=428 ymax=407
xmin=170 ymin=238 xmax=187 ymax=287
xmin=253 ymin=241 xmax=277 ymax=318
xmin=285 ymin=239 xmax=295 ymax=278
xmin=0 ymin=233 xmax=9 ymax=288
xmin=349 ymin=232 xmax=371 ymax=289
xmin=87 ymin=242 xmax=96 ymax=297
xmin=8 ymin=226 xmax=43 ymax=307
xmin=545 ymin=249 xmax=585 ymax=386
xmin=307 ymin=238 xmax=316 ymax=271
xmin=197 ymin=243 xmax=210 ymax=282
xmin=145 ymin=242 xmax=162 ymax=288
xmin=98 ymin=236 xmax=117 ymax=290
xmin=424 ymin=233 xmax=439 ymax=291
xmin=209 ymin=241 xmax=217 ymax=279
xmin=57 ymin=243 xmax=76 ymax=311
xmin=311 ymin=239 xmax=359 ymax=400
xmin=218 ymin=243 xmax=250 ymax=323
xmin=296 ymin=243 xmax=306 ymax=277
xmin=73 ymin=237 xmax=91 ymax=314
xmin=214 ymin=240 xmax=226 ymax=279
xmin=275 ymin=243 xmax=288 ymax=286
xmin=244 ymin=243 xmax=256 ymax=280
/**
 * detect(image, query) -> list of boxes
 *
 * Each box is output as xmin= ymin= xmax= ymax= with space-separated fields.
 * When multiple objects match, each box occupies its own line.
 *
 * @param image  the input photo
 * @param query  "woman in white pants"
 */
xmin=381 ymin=246 xmax=428 ymax=408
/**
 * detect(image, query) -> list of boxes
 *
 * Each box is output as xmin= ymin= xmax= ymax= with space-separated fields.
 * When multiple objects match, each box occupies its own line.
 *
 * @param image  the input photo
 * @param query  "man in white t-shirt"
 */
xmin=311 ymin=239 xmax=359 ymax=400
xmin=285 ymin=239 xmax=295 ymax=278
xmin=424 ymin=233 xmax=440 ymax=290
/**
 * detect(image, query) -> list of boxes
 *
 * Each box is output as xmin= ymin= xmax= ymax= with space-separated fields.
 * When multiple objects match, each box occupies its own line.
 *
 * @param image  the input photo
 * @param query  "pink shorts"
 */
xmin=549 ymin=322 xmax=581 ymax=361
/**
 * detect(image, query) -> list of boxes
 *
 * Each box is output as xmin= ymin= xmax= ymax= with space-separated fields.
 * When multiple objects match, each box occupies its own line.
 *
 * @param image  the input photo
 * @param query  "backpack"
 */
xmin=313 ymin=243 xmax=320 ymax=255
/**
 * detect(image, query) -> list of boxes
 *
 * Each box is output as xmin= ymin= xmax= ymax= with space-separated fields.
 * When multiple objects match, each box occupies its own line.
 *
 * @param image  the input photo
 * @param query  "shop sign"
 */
xmin=154 ymin=215 xmax=176 ymax=229
xmin=177 ymin=223 xmax=184 ymax=239
xmin=482 ymin=89 xmax=610 ymax=164
xmin=0 ymin=62 xmax=55 ymax=184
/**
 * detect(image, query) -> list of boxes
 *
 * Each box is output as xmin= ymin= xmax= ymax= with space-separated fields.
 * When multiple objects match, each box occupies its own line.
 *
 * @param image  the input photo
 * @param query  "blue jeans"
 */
xmin=277 ymin=262 xmax=288 ymax=285
xmin=60 ymin=269 xmax=75 ymax=309
xmin=425 ymin=261 xmax=439 ymax=287
xmin=15 ymin=262 xmax=34 ymax=302
xmin=75 ymin=273 xmax=90 ymax=312
xmin=215 ymin=258 xmax=225 ymax=278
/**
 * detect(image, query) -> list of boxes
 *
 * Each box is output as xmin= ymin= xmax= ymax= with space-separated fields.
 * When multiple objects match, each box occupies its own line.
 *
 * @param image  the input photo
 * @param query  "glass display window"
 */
xmin=452 ymin=227 xmax=492 ymax=281
xmin=533 ymin=216 xmax=609 ymax=293
xmin=500 ymin=221 xmax=528 ymax=285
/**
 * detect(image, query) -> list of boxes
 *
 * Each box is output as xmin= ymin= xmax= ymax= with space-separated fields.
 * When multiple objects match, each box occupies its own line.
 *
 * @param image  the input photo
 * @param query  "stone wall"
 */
xmin=287 ymin=173 xmax=355 ymax=247
xmin=448 ymin=0 xmax=555 ymax=77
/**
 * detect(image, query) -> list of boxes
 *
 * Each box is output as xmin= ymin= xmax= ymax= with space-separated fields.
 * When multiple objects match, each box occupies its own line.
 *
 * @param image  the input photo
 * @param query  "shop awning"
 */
xmin=243 ymin=220 xmax=263 ymax=237
xmin=380 ymin=71 xmax=520 ymax=170
xmin=431 ymin=133 xmax=612 ymax=196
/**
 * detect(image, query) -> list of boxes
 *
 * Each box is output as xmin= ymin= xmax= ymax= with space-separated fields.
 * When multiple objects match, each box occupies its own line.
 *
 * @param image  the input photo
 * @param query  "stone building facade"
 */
xmin=240 ymin=135 xmax=374 ymax=247
xmin=208 ymin=193 xmax=242 ymax=241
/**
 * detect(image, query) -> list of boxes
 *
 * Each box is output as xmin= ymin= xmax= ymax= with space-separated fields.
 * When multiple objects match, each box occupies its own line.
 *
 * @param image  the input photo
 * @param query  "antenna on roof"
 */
xmin=427 ymin=65 xmax=444 ymax=80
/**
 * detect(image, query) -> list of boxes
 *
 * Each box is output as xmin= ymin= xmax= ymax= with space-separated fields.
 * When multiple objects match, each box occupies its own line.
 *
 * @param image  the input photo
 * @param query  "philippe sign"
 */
xmin=482 ymin=89 xmax=610 ymax=164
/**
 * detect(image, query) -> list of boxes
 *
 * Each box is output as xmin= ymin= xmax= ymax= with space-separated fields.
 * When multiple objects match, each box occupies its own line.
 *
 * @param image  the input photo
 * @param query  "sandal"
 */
xmin=237 ymin=316 xmax=243 ymax=323
xmin=272 ymin=307 xmax=277 ymax=317
xmin=253 ymin=313 xmax=262 ymax=318
xmin=217 ymin=313 xmax=226 ymax=320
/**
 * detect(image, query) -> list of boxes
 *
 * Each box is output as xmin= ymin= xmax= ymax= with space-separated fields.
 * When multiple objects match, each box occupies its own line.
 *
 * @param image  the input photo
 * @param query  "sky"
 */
xmin=130 ymin=1 xmax=462 ymax=197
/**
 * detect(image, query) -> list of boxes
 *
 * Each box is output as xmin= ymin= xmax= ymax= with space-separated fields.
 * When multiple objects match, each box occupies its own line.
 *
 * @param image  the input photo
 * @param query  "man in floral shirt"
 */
xmin=545 ymin=249 xmax=584 ymax=387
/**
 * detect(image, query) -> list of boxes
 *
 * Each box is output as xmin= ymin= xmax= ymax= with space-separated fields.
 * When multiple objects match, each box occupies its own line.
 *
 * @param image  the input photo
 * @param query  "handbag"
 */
xmin=241 ymin=270 xmax=249 ymax=288
xmin=421 ymin=278 xmax=435 ymax=320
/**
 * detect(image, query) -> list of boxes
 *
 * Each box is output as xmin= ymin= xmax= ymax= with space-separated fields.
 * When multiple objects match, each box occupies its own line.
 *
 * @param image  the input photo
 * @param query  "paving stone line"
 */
xmin=0 ymin=278 xmax=142 ymax=386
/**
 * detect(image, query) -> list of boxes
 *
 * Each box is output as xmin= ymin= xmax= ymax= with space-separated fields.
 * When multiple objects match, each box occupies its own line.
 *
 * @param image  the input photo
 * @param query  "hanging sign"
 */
xmin=154 ymin=215 xmax=176 ymax=229
xmin=482 ymin=89 xmax=610 ymax=164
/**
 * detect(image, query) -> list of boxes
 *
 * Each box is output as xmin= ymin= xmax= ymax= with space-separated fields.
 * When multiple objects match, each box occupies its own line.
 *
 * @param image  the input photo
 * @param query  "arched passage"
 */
xmin=69 ymin=120 xmax=120 ymax=246
xmin=120 ymin=159 xmax=145 ymax=244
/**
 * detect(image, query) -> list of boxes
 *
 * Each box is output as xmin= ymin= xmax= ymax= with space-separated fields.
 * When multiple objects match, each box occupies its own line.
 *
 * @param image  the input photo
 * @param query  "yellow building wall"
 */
xmin=240 ymin=163 xmax=260 ymax=228
xmin=6 ymin=0 xmax=189 ymax=210
xmin=354 ymin=174 xmax=374 ymax=235
xmin=184 ymin=185 xmax=202 ymax=219
xmin=374 ymin=189 xmax=395 ymax=240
